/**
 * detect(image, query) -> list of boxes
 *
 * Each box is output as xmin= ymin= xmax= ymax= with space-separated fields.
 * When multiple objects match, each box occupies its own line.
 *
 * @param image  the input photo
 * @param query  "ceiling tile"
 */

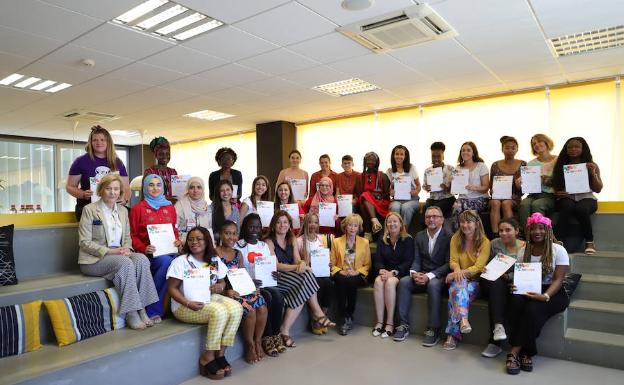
xmin=108 ymin=62 xmax=186 ymax=86
xmin=181 ymin=26 xmax=278 ymax=61
xmin=242 ymin=77 xmax=305 ymax=96
xmin=177 ymin=0 xmax=291 ymax=24
xmin=234 ymin=2 xmax=337 ymax=46
xmin=18 ymin=60 xmax=107 ymax=85
xmin=328 ymin=53 xmax=417 ymax=78
xmin=280 ymin=65 xmax=348 ymax=87
xmin=42 ymin=0 xmax=145 ymax=21
xmin=210 ymin=87 xmax=268 ymax=105
xmin=0 ymin=88 xmax=45 ymax=115
xmin=196 ymin=63 xmax=269 ymax=87
xmin=160 ymin=75 xmax=230 ymax=95
xmin=433 ymin=0 xmax=532 ymax=32
xmin=558 ymin=48 xmax=624 ymax=73
xmin=532 ymin=0 xmax=624 ymax=38
xmin=238 ymin=48 xmax=319 ymax=76
xmin=39 ymin=44 xmax=132 ymax=77
xmin=0 ymin=26 xmax=64 ymax=59
xmin=0 ymin=52 xmax=32 ymax=74
xmin=93 ymin=87 xmax=196 ymax=115
xmin=296 ymin=0 xmax=415 ymax=25
xmin=141 ymin=46 xmax=228 ymax=75
xmin=287 ymin=32 xmax=371 ymax=64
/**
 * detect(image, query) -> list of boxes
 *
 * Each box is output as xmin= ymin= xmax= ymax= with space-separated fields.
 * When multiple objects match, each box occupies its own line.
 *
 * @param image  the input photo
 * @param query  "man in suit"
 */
xmin=393 ymin=206 xmax=451 ymax=346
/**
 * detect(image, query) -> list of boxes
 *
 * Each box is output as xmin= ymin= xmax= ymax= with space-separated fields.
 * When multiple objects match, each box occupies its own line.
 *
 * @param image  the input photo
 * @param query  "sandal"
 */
xmin=442 ymin=336 xmax=457 ymax=351
xmin=371 ymin=218 xmax=382 ymax=234
xmin=274 ymin=335 xmax=287 ymax=353
xmin=584 ymin=242 xmax=596 ymax=255
xmin=280 ymin=334 xmax=296 ymax=348
xmin=199 ymin=359 xmax=225 ymax=380
xmin=311 ymin=319 xmax=324 ymax=335
xmin=381 ymin=324 xmax=394 ymax=338
xmin=215 ymin=356 xmax=232 ymax=377
xmin=506 ymin=353 xmax=521 ymax=375
xmin=262 ymin=336 xmax=278 ymax=357
xmin=520 ymin=355 xmax=533 ymax=372
xmin=314 ymin=316 xmax=336 ymax=329
xmin=372 ymin=322 xmax=384 ymax=337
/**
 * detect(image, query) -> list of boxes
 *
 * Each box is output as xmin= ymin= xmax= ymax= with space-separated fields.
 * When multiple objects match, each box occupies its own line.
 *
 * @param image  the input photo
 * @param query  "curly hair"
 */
xmin=215 ymin=147 xmax=237 ymax=165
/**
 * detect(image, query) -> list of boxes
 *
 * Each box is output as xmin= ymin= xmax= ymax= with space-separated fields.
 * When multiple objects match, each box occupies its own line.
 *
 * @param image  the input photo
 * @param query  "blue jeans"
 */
xmin=389 ymin=198 xmax=420 ymax=230
xmin=146 ymin=253 xmax=176 ymax=318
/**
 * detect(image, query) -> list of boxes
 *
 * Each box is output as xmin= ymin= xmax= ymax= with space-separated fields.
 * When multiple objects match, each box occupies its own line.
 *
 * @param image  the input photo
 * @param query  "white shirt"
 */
xmin=517 ymin=243 xmax=569 ymax=284
xmin=242 ymin=197 xmax=257 ymax=216
xmin=386 ymin=164 xmax=420 ymax=200
xmin=101 ymin=203 xmax=122 ymax=248
xmin=234 ymin=240 xmax=272 ymax=278
xmin=410 ymin=227 xmax=443 ymax=280
xmin=458 ymin=162 xmax=489 ymax=199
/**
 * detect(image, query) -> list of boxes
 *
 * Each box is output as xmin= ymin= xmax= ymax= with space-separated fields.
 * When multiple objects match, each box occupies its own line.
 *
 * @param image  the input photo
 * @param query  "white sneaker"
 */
xmin=493 ymin=324 xmax=507 ymax=341
xmin=481 ymin=343 xmax=503 ymax=358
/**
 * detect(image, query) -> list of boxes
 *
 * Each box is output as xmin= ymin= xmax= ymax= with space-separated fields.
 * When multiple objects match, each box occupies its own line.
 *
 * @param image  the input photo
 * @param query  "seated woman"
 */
xmin=506 ymin=213 xmax=570 ymax=375
xmin=551 ymin=137 xmax=603 ymax=254
xmin=211 ymin=180 xmax=240 ymax=242
xmin=234 ymin=214 xmax=286 ymax=357
xmin=330 ymin=214 xmax=372 ymax=336
xmin=356 ymin=152 xmax=390 ymax=236
xmin=303 ymin=176 xmax=339 ymax=235
xmin=265 ymin=211 xmax=335 ymax=347
xmin=166 ymin=227 xmax=243 ymax=380
xmin=130 ymin=174 xmax=181 ymax=322
xmin=144 ymin=136 xmax=177 ymax=201
xmin=387 ymin=145 xmax=421 ymax=230
xmin=240 ymin=175 xmax=271 ymax=219
xmin=451 ymin=142 xmax=490 ymax=231
xmin=216 ymin=221 xmax=268 ymax=365
xmin=480 ymin=217 xmax=525 ymax=358
xmin=489 ymin=136 xmax=526 ymax=236
xmin=443 ymin=210 xmax=490 ymax=350
xmin=518 ymin=134 xmax=558 ymax=227
xmin=275 ymin=150 xmax=309 ymax=204
xmin=208 ymin=147 xmax=242 ymax=203
xmin=79 ymin=174 xmax=159 ymax=330
xmin=423 ymin=142 xmax=455 ymax=218
xmin=372 ymin=212 xmax=414 ymax=338
xmin=175 ymin=177 xmax=211 ymax=243
xmin=275 ymin=181 xmax=305 ymax=235
xmin=296 ymin=213 xmax=335 ymax=334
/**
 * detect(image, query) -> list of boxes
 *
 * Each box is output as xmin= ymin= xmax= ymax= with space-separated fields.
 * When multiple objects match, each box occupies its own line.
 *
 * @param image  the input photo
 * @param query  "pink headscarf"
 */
xmin=309 ymin=176 xmax=336 ymax=215
xmin=526 ymin=212 xmax=552 ymax=228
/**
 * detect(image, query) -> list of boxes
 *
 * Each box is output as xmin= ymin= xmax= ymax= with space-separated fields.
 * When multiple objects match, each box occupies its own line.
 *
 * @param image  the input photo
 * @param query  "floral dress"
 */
xmin=220 ymin=250 xmax=266 ymax=317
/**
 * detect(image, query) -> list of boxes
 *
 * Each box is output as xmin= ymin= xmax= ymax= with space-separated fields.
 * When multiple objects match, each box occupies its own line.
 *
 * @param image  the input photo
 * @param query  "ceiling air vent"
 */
xmin=548 ymin=25 xmax=624 ymax=57
xmin=61 ymin=110 xmax=120 ymax=123
xmin=337 ymin=3 xmax=457 ymax=53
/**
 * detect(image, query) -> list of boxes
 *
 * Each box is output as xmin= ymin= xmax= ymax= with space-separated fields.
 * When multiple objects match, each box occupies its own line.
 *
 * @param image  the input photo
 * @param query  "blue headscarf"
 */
xmin=143 ymin=174 xmax=171 ymax=210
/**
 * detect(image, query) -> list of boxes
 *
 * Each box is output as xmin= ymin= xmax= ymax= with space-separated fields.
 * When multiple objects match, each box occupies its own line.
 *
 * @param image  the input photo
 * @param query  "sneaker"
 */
xmin=493 ymin=324 xmax=507 ymax=341
xmin=481 ymin=343 xmax=503 ymax=358
xmin=339 ymin=317 xmax=353 ymax=336
xmin=422 ymin=329 xmax=439 ymax=347
xmin=393 ymin=325 xmax=410 ymax=342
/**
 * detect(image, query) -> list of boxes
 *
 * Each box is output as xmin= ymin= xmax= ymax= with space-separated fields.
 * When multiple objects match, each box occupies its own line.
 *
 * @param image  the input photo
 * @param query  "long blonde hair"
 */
xmin=86 ymin=125 xmax=120 ymax=172
xmin=455 ymin=210 xmax=487 ymax=253
xmin=300 ymin=213 xmax=319 ymax=263
xmin=382 ymin=212 xmax=411 ymax=245
xmin=522 ymin=223 xmax=556 ymax=277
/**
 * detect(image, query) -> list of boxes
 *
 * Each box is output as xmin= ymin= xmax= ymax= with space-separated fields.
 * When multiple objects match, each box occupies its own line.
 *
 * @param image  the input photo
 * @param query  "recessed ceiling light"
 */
xmin=184 ymin=109 xmax=235 ymax=121
xmin=136 ymin=4 xmax=187 ymax=30
xmin=0 ymin=73 xmax=71 ymax=93
xmin=0 ymin=73 xmax=24 ymax=85
xmin=549 ymin=25 xmax=624 ymax=57
xmin=45 ymin=83 xmax=72 ymax=93
xmin=30 ymin=80 xmax=56 ymax=91
xmin=172 ymin=19 xmax=222 ymax=41
xmin=155 ymin=12 xmax=205 ymax=35
xmin=110 ymin=130 xmax=141 ymax=137
xmin=115 ymin=0 xmax=167 ymax=24
xmin=14 ymin=77 xmax=41 ymax=88
xmin=313 ymin=78 xmax=380 ymax=97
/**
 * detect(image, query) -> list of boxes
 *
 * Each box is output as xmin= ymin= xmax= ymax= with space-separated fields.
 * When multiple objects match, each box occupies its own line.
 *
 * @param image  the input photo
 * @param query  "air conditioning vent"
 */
xmin=60 ymin=110 xmax=120 ymax=123
xmin=337 ymin=3 xmax=457 ymax=53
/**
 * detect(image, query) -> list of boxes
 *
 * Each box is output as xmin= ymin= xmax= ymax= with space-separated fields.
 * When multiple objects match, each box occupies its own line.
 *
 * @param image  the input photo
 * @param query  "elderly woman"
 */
xmin=208 ymin=147 xmax=242 ymax=202
xmin=79 ymin=174 xmax=158 ymax=330
xmin=144 ymin=136 xmax=177 ymax=201
xmin=175 ymin=177 xmax=211 ymax=243
xmin=303 ymin=176 xmax=339 ymax=235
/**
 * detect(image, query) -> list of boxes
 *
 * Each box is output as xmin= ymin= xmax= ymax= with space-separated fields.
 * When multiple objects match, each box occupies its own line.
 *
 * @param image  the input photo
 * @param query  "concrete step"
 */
xmin=568 ymin=299 xmax=624 ymax=334
xmin=564 ymin=328 xmax=624 ymax=370
xmin=574 ymin=274 xmax=624 ymax=304
xmin=570 ymin=251 xmax=624 ymax=276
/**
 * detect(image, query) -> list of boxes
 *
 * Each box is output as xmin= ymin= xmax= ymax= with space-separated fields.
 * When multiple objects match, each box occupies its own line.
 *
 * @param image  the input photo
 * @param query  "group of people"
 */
xmin=69 ymin=126 xmax=599 ymax=378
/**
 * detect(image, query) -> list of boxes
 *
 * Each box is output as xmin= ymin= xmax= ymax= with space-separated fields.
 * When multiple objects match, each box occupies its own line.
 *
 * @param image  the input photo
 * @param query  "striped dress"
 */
xmin=273 ymin=240 xmax=319 ymax=309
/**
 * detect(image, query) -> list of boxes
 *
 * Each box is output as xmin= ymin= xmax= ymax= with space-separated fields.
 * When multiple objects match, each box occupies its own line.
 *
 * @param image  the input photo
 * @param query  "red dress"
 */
xmin=130 ymin=200 xmax=179 ymax=254
xmin=359 ymin=172 xmax=390 ymax=217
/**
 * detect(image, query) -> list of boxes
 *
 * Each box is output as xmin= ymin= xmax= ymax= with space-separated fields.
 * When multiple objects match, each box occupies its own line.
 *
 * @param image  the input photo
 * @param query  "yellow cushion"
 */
xmin=0 ymin=300 xmax=42 ymax=357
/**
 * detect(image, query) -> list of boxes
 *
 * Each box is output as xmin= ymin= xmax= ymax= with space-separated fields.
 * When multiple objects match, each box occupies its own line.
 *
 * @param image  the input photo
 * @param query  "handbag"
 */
xmin=562 ymin=272 xmax=582 ymax=298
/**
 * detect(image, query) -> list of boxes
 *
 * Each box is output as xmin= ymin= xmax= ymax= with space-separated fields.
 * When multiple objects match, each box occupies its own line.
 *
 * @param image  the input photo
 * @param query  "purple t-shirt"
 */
xmin=68 ymin=153 xmax=128 ymax=191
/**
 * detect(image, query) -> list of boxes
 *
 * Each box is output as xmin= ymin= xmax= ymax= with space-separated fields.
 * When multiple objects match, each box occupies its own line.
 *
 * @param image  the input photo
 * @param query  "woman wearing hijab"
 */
xmin=130 ymin=174 xmax=182 ymax=322
xmin=144 ymin=136 xmax=178 ymax=201
xmin=175 ymin=177 xmax=212 ymax=243
xmin=303 ymin=176 xmax=339 ymax=235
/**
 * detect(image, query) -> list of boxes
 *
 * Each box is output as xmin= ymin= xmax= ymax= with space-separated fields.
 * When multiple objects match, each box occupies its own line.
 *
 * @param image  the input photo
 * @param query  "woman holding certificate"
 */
xmin=357 ymin=152 xmax=391 ymax=236
xmin=208 ymin=147 xmax=242 ymax=202
xmin=175 ymin=177 xmax=211 ymax=243
xmin=275 ymin=182 xmax=305 ymax=235
xmin=551 ymin=137 xmax=603 ymax=254
xmin=167 ymin=227 xmax=243 ymax=380
xmin=387 ymin=145 xmax=421 ymax=231
xmin=443 ymin=210 xmax=490 ymax=350
xmin=450 ymin=142 xmax=490 ymax=231
xmin=422 ymin=142 xmax=455 ymax=218
xmin=240 ymin=175 xmax=271 ymax=218
xmin=265 ymin=211 xmax=336 ymax=347
xmin=130 ymin=174 xmax=181 ymax=322
xmin=79 ymin=174 xmax=159 ymax=330
xmin=371 ymin=212 xmax=414 ymax=338
xmin=506 ymin=213 xmax=569 ymax=375
xmin=489 ymin=136 xmax=526 ymax=237
xmin=211 ymin=180 xmax=241 ymax=242
xmin=275 ymin=150 xmax=309 ymax=203
xmin=303 ymin=176 xmax=339 ymax=235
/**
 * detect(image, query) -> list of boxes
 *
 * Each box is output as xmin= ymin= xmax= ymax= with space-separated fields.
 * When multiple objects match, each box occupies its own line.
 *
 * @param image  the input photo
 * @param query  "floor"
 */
xmin=180 ymin=325 xmax=623 ymax=385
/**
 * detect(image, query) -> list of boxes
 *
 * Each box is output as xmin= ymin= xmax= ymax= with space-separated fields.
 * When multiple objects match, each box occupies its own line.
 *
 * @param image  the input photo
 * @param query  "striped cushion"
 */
xmin=0 ymin=300 xmax=42 ymax=358
xmin=44 ymin=288 xmax=125 ymax=347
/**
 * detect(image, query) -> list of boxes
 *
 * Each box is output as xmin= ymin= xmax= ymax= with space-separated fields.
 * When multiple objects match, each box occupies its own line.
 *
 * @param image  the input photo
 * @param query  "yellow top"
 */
xmin=449 ymin=233 xmax=491 ymax=277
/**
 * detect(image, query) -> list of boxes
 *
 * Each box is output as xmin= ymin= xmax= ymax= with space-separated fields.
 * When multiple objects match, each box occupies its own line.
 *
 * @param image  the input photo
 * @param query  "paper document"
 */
xmin=425 ymin=167 xmax=444 ymax=192
xmin=481 ymin=253 xmax=516 ymax=281
xmin=289 ymin=179 xmax=307 ymax=201
xmin=147 ymin=223 xmax=178 ymax=257
xmin=491 ymin=175 xmax=513 ymax=200
xmin=337 ymin=195 xmax=353 ymax=217
xmin=513 ymin=262 xmax=542 ymax=295
xmin=280 ymin=203 xmax=300 ymax=229
xmin=256 ymin=201 xmax=275 ymax=227
xmin=254 ymin=254 xmax=277 ymax=288
xmin=310 ymin=248 xmax=331 ymax=278
xmin=227 ymin=268 xmax=256 ymax=296
xmin=393 ymin=176 xmax=411 ymax=200
xmin=563 ymin=163 xmax=591 ymax=194
xmin=170 ymin=175 xmax=191 ymax=198
xmin=450 ymin=169 xmax=469 ymax=195
xmin=232 ymin=184 xmax=239 ymax=199
xmin=183 ymin=268 xmax=211 ymax=303
xmin=520 ymin=166 xmax=541 ymax=194
xmin=89 ymin=177 xmax=100 ymax=203
xmin=319 ymin=202 xmax=337 ymax=227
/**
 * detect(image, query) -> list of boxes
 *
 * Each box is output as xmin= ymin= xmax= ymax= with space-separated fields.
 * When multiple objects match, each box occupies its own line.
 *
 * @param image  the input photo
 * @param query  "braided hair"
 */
xmin=149 ymin=136 xmax=170 ymax=154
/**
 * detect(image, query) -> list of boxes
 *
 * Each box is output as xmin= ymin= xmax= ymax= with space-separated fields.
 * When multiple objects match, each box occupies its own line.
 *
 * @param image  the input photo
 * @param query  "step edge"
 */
xmin=565 ymin=328 xmax=624 ymax=347
xmin=569 ymin=299 xmax=624 ymax=313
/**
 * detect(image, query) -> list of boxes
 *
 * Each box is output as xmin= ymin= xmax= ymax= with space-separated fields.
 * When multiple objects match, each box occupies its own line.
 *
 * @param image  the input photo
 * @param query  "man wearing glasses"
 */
xmin=393 ymin=206 xmax=452 ymax=346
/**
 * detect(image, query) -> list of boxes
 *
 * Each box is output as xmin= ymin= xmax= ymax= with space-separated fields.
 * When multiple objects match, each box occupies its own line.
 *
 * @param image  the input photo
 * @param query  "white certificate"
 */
xmin=170 ymin=175 xmax=191 ymax=198
xmin=450 ymin=169 xmax=469 ymax=195
xmin=520 ymin=166 xmax=542 ymax=194
xmin=481 ymin=253 xmax=516 ymax=281
xmin=232 ymin=184 xmax=239 ymax=199
xmin=319 ymin=202 xmax=337 ymax=227
xmin=256 ymin=201 xmax=275 ymax=227
xmin=425 ymin=167 xmax=444 ymax=192
xmin=310 ymin=248 xmax=331 ymax=278
xmin=337 ymin=194 xmax=353 ymax=217
xmin=89 ymin=177 xmax=101 ymax=203
xmin=280 ymin=203 xmax=300 ymax=229
xmin=289 ymin=178 xmax=307 ymax=201
xmin=513 ymin=262 xmax=542 ymax=295
xmin=183 ymin=268 xmax=211 ymax=303
xmin=491 ymin=175 xmax=513 ymax=200
xmin=393 ymin=176 xmax=411 ymax=200
xmin=564 ymin=163 xmax=591 ymax=194
xmin=147 ymin=223 xmax=178 ymax=257
xmin=254 ymin=254 xmax=277 ymax=288
xmin=227 ymin=268 xmax=256 ymax=296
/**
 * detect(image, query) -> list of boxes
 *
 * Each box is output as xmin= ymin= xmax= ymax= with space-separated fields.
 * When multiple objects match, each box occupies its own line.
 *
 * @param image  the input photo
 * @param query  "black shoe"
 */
xmin=339 ymin=317 xmax=353 ymax=336
xmin=422 ymin=328 xmax=439 ymax=347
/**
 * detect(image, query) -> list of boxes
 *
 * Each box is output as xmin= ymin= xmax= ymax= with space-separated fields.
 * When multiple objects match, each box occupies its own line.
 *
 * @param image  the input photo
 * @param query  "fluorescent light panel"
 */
xmin=115 ymin=0 xmax=167 ymax=24
xmin=110 ymin=130 xmax=141 ymax=137
xmin=184 ymin=110 xmax=235 ymax=121
xmin=30 ymin=80 xmax=56 ymax=91
xmin=0 ymin=73 xmax=71 ymax=92
xmin=0 ymin=73 xmax=24 ymax=85
xmin=313 ymin=78 xmax=380 ymax=97
xmin=14 ymin=77 xmax=41 ymax=88
xmin=45 ymin=83 xmax=72 ymax=93
xmin=550 ymin=25 xmax=624 ymax=57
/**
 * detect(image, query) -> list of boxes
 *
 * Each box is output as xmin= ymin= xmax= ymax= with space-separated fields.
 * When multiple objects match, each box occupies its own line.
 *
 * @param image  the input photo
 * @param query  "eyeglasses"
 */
xmin=319 ymin=184 xmax=331 ymax=188
xmin=187 ymin=237 xmax=205 ymax=243
xmin=425 ymin=215 xmax=442 ymax=219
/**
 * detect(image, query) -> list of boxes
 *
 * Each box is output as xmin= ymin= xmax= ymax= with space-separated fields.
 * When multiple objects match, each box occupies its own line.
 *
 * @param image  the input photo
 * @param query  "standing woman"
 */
xmin=387 ymin=145 xmax=422 ymax=230
xmin=211 ymin=180 xmax=240 ymax=242
xmin=489 ymin=136 xmax=526 ymax=237
xmin=144 ymin=136 xmax=177 ymax=201
xmin=240 ymin=175 xmax=271 ymax=218
xmin=372 ymin=212 xmax=414 ymax=338
xmin=331 ymin=214 xmax=372 ymax=335
xmin=518 ymin=134 xmax=557 ymax=228
xmin=175 ymin=177 xmax=211 ymax=243
xmin=303 ymin=176 xmax=339 ymax=235
xmin=506 ymin=213 xmax=570 ymax=375
xmin=451 ymin=142 xmax=490 ymax=230
xmin=208 ymin=147 xmax=242 ymax=202
xmin=130 ymin=174 xmax=181 ymax=322
xmin=167 ymin=227 xmax=243 ymax=380
xmin=443 ymin=210 xmax=490 ymax=350
xmin=422 ymin=142 xmax=455 ymax=218
xmin=551 ymin=137 xmax=603 ymax=254
xmin=275 ymin=150 xmax=309 ymax=203
xmin=78 ymin=174 xmax=159 ymax=330
xmin=66 ymin=125 xmax=129 ymax=220
xmin=357 ymin=152 xmax=391 ymax=236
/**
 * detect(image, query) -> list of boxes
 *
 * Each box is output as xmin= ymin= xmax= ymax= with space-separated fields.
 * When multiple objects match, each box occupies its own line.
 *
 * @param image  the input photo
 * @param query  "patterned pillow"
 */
xmin=44 ymin=288 xmax=125 ymax=347
xmin=0 ymin=300 xmax=42 ymax=358
xmin=0 ymin=224 xmax=17 ymax=286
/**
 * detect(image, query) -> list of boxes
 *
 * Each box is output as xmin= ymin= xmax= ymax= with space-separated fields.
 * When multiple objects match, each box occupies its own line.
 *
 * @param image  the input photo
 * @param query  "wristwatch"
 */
xmin=392 ymin=270 xmax=398 ymax=277
xmin=544 ymin=293 xmax=550 ymax=302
